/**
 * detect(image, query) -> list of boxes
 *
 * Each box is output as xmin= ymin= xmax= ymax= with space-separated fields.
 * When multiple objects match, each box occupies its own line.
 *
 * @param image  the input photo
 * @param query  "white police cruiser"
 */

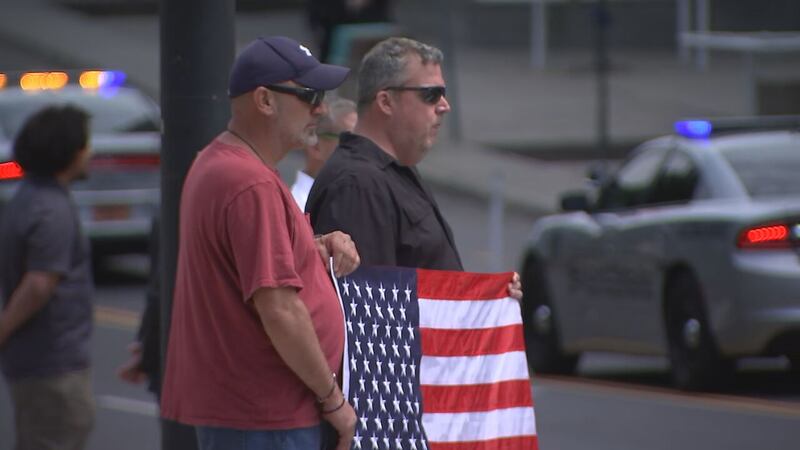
xmin=0 ymin=70 xmax=161 ymax=262
xmin=520 ymin=117 xmax=800 ymax=390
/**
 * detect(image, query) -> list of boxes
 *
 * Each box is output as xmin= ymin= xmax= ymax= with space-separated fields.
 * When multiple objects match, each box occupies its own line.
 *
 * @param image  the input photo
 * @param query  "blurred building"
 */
xmin=55 ymin=0 xmax=799 ymax=47
xmin=54 ymin=0 xmax=800 ymax=114
xmin=392 ymin=1 xmax=797 ymax=49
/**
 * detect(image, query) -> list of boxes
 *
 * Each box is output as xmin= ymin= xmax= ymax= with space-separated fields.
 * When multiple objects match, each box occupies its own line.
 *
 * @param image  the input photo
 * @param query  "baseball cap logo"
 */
xmin=299 ymin=45 xmax=313 ymax=57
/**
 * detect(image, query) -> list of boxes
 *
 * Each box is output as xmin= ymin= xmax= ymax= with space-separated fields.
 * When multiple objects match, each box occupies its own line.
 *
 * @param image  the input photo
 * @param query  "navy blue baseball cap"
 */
xmin=228 ymin=36 xmax=350 ymax=98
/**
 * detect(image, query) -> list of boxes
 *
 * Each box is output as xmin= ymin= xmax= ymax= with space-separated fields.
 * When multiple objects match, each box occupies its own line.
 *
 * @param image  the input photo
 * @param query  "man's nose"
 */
xmin=312 ymin=99 xmax=328 ymax=116
xmin=437 ymin=95 xmax=451 ymax=114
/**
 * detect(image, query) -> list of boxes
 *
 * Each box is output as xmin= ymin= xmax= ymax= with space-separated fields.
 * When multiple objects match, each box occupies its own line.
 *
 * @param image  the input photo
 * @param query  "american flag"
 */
xmin=333 ymin=266 xmax=538 ymax=450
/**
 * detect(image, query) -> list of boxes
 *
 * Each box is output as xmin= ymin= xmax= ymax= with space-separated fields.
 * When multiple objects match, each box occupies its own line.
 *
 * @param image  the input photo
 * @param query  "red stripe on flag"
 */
xmin=421 ymin=324 xmax=525 ymax=356
xmin=417 ymin=269 xmax=513 ymax=300
xmin=429 ymin=436 xmax=539 ymax=450
xmin=421 ymin=380 xmax=534 ymax=413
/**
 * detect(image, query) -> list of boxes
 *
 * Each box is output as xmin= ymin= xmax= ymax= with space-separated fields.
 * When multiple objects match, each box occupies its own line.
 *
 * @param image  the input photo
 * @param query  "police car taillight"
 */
xmin=737 ymin=223 xmax=794 ymax=249
xmin=0 ymin=161 xmax=23 ymax=180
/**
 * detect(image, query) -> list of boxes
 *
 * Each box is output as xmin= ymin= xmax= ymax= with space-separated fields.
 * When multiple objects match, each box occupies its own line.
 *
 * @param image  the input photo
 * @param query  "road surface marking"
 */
xmin=94 ymin=305 xmax=140 ymax=330
xmin=97 ymin=395 xmax=158 ymax=417
xmin=536 ymin=375 xmax=800 ymax=418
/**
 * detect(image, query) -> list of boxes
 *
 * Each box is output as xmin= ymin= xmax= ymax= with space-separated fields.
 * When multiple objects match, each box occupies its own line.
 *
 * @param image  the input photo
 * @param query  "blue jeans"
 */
xmin=195 ymin=424 xmax=323 ymax=450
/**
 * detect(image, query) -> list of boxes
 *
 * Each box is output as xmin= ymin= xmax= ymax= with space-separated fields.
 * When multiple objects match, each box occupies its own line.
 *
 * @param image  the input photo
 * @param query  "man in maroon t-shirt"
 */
xmin=160 ymin=36 xmax=359 ymax=450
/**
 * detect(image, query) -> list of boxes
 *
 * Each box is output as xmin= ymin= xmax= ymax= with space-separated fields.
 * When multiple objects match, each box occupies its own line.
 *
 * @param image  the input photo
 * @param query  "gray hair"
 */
xmin=318 ymin=97 xmax=357 ymax=133
xmin=357 ymin=37 xmax=444 ymax=109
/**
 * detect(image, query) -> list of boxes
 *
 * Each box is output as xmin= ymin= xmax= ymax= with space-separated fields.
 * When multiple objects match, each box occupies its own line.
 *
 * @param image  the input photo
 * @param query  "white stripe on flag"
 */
xmin=418 ymin=297 xmax=521 ymax=330
xmin=330 ymin=258 xmax=351 ymax=398
xmin=423 ymin=406 xmax=537 ymax=442
xmin=420 ymin=351 xmax=529 ymax=385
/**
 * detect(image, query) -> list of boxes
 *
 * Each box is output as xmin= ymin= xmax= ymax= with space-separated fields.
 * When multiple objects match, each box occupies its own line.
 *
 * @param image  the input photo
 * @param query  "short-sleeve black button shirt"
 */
xmin=306 ymin=133 xmax=463 ymax=271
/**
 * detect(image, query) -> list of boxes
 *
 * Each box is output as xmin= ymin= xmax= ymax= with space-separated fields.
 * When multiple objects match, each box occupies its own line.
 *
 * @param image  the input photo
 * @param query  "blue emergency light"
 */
xmin=674 ymin=120 xmax=713 ymax=139
xmin=101 ymin=70 xmax=126 ymax=89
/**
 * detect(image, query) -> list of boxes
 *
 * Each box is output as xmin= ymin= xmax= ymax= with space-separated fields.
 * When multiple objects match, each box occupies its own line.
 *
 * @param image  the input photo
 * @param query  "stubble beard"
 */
xmin=301 ymin=128 xmax=319 ymax=148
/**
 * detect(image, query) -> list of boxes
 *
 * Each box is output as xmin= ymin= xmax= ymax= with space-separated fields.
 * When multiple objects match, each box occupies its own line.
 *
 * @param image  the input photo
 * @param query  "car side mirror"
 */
xmin=586 ymin=161 xmax=610 ymax=186
xmin=560 ymin=191 xmax=590 ymax=212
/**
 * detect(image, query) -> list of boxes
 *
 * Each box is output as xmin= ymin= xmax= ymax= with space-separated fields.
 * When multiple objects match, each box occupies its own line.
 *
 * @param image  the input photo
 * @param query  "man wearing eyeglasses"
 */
xmin=160 ymin=37 xmax=360 ymax=450
xmin=291 ymin=97 xmax=357 ymax=211
xmin=306 ymin=37 xmax=458 ymax=271
xmin=306 ymin=37 xmax=523 ymax=297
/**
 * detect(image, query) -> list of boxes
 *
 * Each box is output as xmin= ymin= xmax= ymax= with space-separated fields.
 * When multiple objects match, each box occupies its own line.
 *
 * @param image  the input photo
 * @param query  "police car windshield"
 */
xmin=0 ymin=87 xmax=160 ymax=139
xmin=720 ymin=134 xmax=800 ymax=198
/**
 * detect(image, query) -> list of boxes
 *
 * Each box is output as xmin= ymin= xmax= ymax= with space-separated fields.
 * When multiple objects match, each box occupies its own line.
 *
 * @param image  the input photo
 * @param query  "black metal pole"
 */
xmin=592 ymin=0 xmax=611 ymax=163
xmin=159 ymin=0 xmax=235 ymax=448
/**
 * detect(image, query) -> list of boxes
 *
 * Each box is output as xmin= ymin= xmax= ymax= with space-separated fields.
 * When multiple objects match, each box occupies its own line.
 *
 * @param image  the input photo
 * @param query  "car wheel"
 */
xmin=664 ymin=271 xmax=733 ymax=391
xmin=520 ymin=256 xmax=579 ymax=374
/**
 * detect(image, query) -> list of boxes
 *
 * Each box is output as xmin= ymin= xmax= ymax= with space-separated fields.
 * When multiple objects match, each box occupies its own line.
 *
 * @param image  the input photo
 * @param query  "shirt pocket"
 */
xmin=401 ymin=197 xmax=434 ymax=226
xmin=398 ymin=197 xmax=448 ymax=263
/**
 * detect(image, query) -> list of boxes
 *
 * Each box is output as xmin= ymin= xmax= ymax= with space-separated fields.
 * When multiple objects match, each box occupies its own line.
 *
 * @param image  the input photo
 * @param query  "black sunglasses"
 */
xmin=265 ymin=84 xmax=325 ymax=107
xmin=385 ymin=85 xmax=446 ymax=105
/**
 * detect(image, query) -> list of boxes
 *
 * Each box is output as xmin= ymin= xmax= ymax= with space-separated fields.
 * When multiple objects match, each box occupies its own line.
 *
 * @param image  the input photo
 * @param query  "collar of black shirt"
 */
xmin=339 ymin=132 xmax=398 ymax=170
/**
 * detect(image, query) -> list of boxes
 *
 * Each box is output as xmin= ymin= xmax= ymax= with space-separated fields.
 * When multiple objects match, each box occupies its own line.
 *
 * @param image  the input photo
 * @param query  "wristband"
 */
xmin=321 ymin=395 xmax=346 ymax=415
xmin=316 ymin=373 xmax=337 ymax=404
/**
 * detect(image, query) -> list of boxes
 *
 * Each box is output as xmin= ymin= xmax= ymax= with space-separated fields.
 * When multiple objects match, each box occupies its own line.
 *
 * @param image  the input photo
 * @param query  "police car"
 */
xmin=520 ymin=117 xmax=800 ymax=390
xmin=0 ymin=70 xmax=161 ymax=261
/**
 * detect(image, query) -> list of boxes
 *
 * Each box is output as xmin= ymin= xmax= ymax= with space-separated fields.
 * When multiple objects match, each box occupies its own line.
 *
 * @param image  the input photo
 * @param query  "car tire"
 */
xmin=664 ymin=271 xmax=733 ymax=391
xmin=520 ymin=256 xmax=579 ymax=375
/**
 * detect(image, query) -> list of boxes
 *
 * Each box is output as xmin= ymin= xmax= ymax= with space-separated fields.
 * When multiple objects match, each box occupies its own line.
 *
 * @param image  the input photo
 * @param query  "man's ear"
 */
xmin=252 ymin=86 xmax=276 ymax=115
xmin=375 ymin=90 xmax=394 ymax=116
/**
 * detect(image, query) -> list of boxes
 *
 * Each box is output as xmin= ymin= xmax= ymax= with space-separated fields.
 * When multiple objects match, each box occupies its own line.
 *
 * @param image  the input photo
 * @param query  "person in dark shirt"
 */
xmin=0 ymin=105 xmax=95 ymax=450
xmin=291 ymin=97 xmax=358 ymax=211
xmin=117 ymin=215 xmax=161 ymax=397
xmin=306 ymin=37 xmax=522 ymax=297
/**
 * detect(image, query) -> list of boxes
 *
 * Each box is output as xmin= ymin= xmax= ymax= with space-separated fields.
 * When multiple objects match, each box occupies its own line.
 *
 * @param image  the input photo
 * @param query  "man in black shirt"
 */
xmin=306 ymin=37 xmax=461 ymax=270
xmin=306 ymin=37 xmax=521 ymax=296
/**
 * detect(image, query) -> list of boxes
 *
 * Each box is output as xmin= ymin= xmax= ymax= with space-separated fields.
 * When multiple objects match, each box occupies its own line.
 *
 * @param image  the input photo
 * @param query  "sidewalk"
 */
xmin=3 ymin=1 xmax=793 ymax=214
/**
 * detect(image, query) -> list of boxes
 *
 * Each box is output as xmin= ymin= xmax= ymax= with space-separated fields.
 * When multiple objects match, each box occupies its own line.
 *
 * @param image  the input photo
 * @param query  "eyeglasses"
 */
xmin=385 ymin=85 xmax=446 ymax=105
xmin=265 ymin=84 xmax=326 ymax=107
